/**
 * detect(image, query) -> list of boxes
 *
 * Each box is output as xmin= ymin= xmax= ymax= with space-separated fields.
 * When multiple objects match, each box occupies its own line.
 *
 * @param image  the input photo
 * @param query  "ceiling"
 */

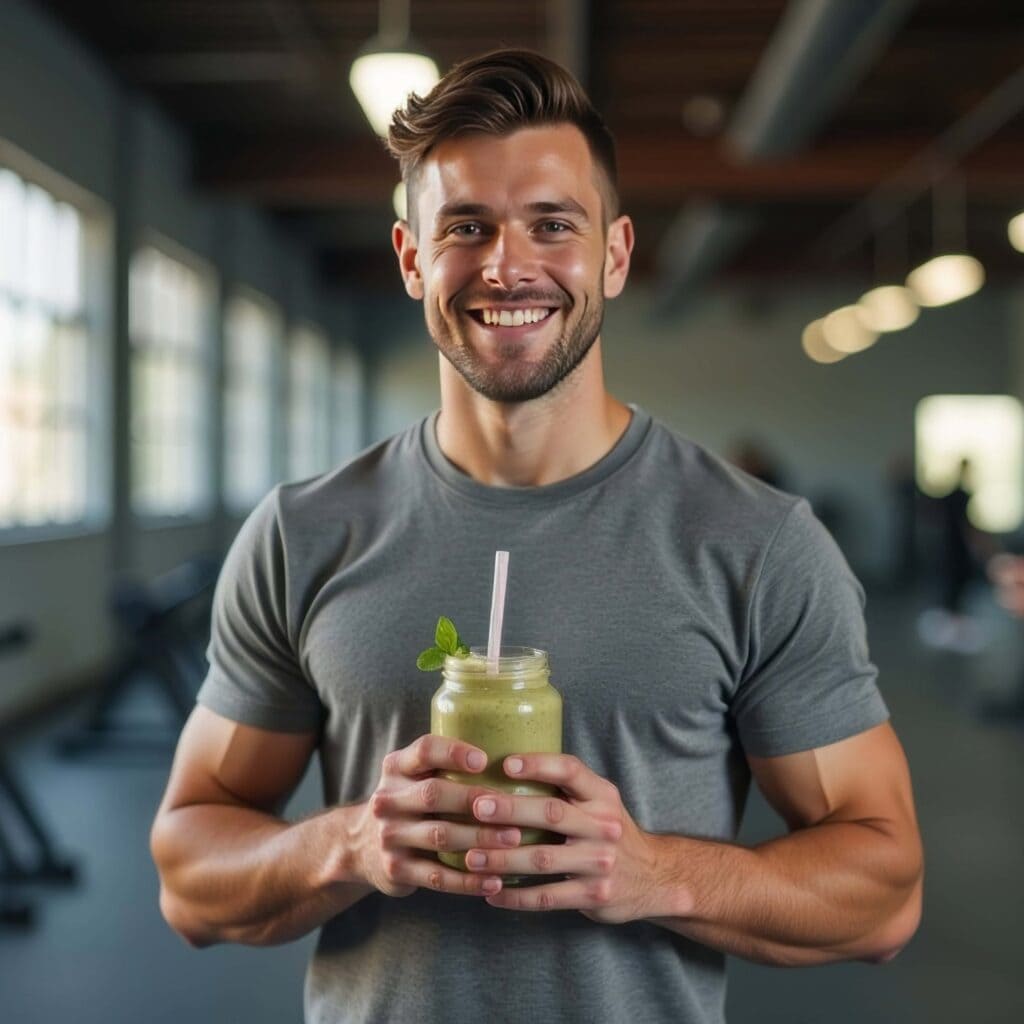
xmin=34 ymin=0 xmax=1024 ymax=295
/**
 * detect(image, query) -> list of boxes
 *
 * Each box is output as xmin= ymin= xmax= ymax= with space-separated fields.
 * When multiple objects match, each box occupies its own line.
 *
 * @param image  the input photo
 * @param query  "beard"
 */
xmin=425 ymin=279 xmax=605 ymax=403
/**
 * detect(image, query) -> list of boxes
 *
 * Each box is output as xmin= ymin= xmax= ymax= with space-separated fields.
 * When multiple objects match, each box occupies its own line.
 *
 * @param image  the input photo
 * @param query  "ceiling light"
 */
xmin=857 ymin=285 xmax=919 ymax=333
xmin=1009 ymin=212 xmax=1024 ymax=253
xmin=821 ymin=305 xmax=878 ymax=354
xmin=349 ymin=0 xmax=439 ymax=137
xmin=905 ymin=254 xmax=985 ymax=307
xmin=802 ymin=319 xmax=846 ymax=364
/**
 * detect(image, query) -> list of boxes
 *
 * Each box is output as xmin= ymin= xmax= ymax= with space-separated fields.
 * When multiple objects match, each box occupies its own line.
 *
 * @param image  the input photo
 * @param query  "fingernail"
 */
xmin=465 ymin=851 xmax=487 ymax=869
xmin=505 ymin=757 xmax=523 ymax=775
xmin=482 ymin=878 xmax=501 ymax=895
xmin=498 ymin=829 xmax=519 ymax=845
xmin=477 ymin=798 xmax=496 ymax=817
xmin=467 ymin=750 xmax=486 ymax=770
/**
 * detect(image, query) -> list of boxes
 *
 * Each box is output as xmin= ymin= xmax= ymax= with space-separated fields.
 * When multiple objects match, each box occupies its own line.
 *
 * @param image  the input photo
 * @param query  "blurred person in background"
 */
xmin=918 ymin=458 xmax=992 ymax=653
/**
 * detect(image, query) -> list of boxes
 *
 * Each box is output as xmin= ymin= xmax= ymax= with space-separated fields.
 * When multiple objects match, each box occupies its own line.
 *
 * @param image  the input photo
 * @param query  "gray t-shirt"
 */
xmin=197 ymin=405 xmax=888 ymax=1024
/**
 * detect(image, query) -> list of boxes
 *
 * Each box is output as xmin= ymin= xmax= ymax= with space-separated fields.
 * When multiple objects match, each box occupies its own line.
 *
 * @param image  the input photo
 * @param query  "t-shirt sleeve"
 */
xmin=731 ymin=498 xmax=889 ymax=758
xmin=195 ymin=489 xmax=325 ymax=734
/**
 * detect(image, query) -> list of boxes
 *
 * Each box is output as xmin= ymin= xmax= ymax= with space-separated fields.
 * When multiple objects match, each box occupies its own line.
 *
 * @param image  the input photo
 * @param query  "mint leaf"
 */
xmin=416 ymin=647 xmax=446 ymax=671
xmin=455 ymin=644 xmax=470 ymax=657
xmin=435 ymin=616 xmax=459 ymax=654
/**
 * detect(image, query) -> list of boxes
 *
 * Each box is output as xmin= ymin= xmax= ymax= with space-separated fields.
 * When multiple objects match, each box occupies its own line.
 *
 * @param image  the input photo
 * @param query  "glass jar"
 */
xmin=431 ymin=646 xmax=563 ymax=875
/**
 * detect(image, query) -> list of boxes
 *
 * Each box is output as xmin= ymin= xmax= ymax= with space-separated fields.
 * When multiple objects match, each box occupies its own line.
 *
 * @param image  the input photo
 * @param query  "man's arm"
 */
xmin=149 ymin=706 xmax=373 ymax=948
xmin=643 ymin=722 xmax=924 ymax=965
xmin=464 ymin=723 xmax=923 ymax=966
xmin=151 ymin=709 xmax=517 ymax=949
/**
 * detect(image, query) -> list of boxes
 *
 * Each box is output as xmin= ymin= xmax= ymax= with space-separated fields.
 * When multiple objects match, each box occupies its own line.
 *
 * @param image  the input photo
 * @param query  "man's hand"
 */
xmin=352 ymin=734 xmax=521 ymax=899
xmin=464 ymin=753 xmax=658 ymax=924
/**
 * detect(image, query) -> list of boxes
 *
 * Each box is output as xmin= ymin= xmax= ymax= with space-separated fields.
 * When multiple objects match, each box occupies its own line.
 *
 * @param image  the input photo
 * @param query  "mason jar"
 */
xmin=430 ymin=646 xmax=563 ymax=876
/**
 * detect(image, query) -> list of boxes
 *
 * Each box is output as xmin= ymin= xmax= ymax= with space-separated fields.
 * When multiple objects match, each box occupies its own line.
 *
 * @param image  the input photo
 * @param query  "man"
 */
xmin=151 ymin=50 xmax=923 ymax=1024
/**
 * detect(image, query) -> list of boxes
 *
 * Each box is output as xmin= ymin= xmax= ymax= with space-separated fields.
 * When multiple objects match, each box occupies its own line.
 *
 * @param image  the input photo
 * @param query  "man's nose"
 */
xmin=481 ymin=228 xmax=537 ymax=290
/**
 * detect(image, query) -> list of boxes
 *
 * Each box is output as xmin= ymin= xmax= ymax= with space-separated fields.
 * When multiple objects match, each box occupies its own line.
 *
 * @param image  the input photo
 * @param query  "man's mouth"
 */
xmin=465 ymin=306 xmax=558 ymax=328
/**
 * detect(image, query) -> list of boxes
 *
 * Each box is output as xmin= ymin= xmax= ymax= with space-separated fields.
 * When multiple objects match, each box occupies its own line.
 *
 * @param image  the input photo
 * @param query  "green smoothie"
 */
xmin=430 ymin=647 xmax=562 ymax=875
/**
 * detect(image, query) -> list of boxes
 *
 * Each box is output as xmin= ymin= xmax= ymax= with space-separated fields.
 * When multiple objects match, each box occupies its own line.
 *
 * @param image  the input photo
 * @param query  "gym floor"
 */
xmin=1 ymin=587 xmax=1022 ymax=1024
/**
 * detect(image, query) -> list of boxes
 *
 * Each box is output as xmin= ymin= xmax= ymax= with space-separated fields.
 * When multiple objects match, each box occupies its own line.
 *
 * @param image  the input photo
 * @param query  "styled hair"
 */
xmin=386 ymin=48 xmax=619 ymax=228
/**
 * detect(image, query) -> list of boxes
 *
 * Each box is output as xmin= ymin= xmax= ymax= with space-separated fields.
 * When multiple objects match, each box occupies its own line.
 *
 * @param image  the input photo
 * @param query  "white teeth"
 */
xmin=478 ymin=307 xmax=552 ymax=326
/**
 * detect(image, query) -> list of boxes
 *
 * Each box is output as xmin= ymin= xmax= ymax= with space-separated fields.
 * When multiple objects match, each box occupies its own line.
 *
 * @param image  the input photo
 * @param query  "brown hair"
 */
xmin=386 ymin=48 xmax=619 ymax=229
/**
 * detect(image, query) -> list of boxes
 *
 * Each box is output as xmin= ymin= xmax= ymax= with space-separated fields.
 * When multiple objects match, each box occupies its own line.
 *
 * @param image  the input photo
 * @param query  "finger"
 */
xmin=464 ymin=841 xmax=612 ymax=877
xmin=390 ymin=855 xmax=503 ymax=897
xmin=502 ymin=753 xmax=611 ymax=802
xmin=387 ymin=820 xmax=522 ymax=854
xmin=484 ymin=876 xmax=602 ymax=912
xmin=380 ymin=777 xmax=499 ymax=817
xmin=473 ymin=793 xmax=617 ymax=840
xmin=386 ymin=735 xmax=487 ymax=778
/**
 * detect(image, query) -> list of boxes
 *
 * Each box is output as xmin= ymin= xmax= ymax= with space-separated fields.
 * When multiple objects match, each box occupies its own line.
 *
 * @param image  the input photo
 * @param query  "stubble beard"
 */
xmin=426 ymin=280 xmax=606 ymax=404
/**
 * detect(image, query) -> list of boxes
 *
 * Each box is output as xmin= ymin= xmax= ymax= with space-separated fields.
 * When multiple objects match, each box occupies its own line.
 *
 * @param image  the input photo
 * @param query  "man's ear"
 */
xmin=392 ymin=220 xmax=424 ymax=300
xmin=603 ymin=215 xmax=634 ymax=300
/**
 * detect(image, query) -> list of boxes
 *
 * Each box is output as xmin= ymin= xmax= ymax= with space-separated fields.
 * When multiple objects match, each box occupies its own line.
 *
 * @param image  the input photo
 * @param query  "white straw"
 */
xmin=486 ymin=550 xmax=510 ymax=674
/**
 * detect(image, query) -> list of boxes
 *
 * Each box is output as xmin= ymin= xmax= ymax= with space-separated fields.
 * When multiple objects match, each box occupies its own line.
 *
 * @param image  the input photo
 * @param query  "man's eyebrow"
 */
xmin=524 ymin=199 xmax=589 ymax=222
xmin=433 ymin=199 xmax=591 ymax=223
xmin=435 ymin=201 xmax=493 ymax=221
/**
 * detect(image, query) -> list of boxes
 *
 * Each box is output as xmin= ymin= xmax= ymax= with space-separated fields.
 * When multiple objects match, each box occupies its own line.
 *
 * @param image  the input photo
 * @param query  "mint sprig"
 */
xmin=416 ymin=616 xmax=470 ymax=671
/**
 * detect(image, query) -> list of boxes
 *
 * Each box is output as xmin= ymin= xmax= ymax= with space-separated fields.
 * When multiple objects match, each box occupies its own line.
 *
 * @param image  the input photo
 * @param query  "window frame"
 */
xmin=286 ymin=320 xmax=333 ymax=482
xmin=221 ymin=286 xmax=284 ymax=515
xmin=128 ymin=231 xmax=218 ymax=529
xmin=0 ymin=138 xmax=113 ymax=547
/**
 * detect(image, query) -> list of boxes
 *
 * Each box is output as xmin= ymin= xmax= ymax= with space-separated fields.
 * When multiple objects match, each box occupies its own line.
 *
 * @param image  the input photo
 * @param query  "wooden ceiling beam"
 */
xmin=196 ymin=133 xmax=1024 ymax=207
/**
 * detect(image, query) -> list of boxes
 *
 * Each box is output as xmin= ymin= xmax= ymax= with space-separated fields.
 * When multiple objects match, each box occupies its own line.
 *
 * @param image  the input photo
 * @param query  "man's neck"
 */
xmin=435 ymin=341 xmax=633 ymax=487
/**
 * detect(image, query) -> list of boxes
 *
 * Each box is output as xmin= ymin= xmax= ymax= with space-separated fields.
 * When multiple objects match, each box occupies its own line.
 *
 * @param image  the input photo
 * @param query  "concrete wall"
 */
xmin=0 ymin=0 xmax=356 ymax=721
xmin=367 ymin=279 xmax=1013 ymax=580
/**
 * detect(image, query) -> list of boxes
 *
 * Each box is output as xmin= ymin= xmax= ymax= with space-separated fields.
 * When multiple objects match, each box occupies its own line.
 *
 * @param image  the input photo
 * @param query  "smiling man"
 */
xmin=151 ymin=50 xmax=923 ymax=1024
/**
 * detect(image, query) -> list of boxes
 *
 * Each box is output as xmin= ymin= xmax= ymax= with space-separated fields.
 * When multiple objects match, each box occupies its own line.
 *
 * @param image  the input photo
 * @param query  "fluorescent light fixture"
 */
xmin=905 ymin=253 xmax=984 ymax=307
xmin=801 ymin=319 xmax=846 ymax=364
xmin=1009 ymin=211 xmax=1024 ymax=253
xmin=821 ymin=305 xmax=878 ymax=354
xmin=857 ymin=285 xmax=919 ymax=333
xmin=350 ymin=49 xmax=439 ymax=137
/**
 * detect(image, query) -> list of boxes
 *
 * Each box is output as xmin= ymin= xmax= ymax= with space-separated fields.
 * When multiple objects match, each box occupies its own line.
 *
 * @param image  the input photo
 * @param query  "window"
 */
xmin=915 ymin=394 xmax=1024 ymax=532
xmin=223 ymin=293 xmax=281 ymax=512
xmin=129 ymin=245 xmax=213 ymax=517
xmin=0 ymin=166 xmax=97 ymax=530
xmin=332 ymin=345 xmax=363 ymax=463
xmin=287 ymin=325 xmax=332 ymax=480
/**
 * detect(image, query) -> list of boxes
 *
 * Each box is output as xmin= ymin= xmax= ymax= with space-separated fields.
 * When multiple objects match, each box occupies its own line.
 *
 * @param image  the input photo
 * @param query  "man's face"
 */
xmin=393 ymin=124 xmax=632 ymax=403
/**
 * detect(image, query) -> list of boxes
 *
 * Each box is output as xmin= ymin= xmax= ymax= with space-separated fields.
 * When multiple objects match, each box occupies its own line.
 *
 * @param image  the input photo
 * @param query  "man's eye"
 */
xmin=450 ymin=223 xmax=481 ymax=236
xmin=538 ymin=221 xmax=570 ymax=234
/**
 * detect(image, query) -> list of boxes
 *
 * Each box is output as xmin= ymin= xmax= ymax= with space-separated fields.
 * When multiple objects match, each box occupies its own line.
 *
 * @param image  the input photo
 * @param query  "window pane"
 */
xmin=224 ymin=294 xmax=279 ymax=511
xmin=0 ymin=168 xmax=26 ymax=295
xmin=333 ymin=346 xmax=362 ymax=462
xmin=54 ymin=202 xmax=81 ymax=317
xmin=25 ymin=184 xmax=57 ymax=307
xmin=287 ymin=326 xmax=331 ymax=480
xmin=0 ymin=165 xmax=95 ymax=531
xmin=129 ymin=244 xmax=212 ymax=517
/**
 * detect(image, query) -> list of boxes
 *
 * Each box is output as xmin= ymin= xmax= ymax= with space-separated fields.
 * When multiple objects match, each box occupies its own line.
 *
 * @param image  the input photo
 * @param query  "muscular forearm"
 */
xmin=151 ymin=802 xmax=373 ymax=948
xmin=643 ymin=820 xmax=923 ymax=966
